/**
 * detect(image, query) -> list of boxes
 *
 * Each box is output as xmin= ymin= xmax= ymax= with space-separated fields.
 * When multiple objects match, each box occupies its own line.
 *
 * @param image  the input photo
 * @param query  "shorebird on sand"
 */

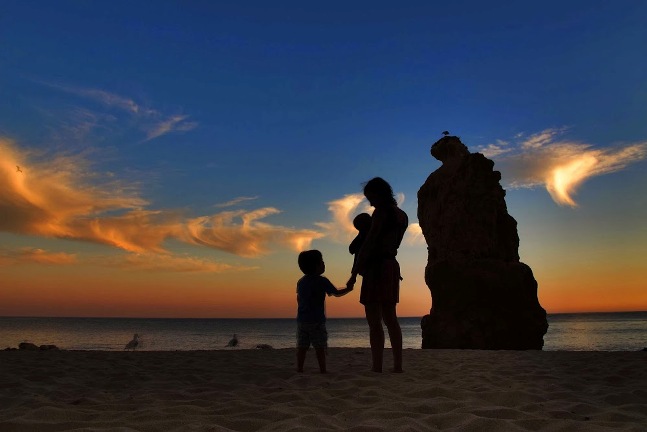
xmin=124 ymin=333 xmax=140 ymax=351
xmin=226 ymin=334 xmax=238 ymax=347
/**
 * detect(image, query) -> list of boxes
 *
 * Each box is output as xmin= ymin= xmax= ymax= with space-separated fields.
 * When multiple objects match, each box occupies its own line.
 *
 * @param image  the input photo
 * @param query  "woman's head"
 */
xmin=363 ymin=177 xmax=397 ymax=207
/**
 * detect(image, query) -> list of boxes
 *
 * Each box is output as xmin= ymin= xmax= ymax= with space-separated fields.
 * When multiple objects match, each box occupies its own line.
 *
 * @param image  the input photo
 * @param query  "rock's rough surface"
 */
xmin=418 ymin=136 xmax=548 ymax=349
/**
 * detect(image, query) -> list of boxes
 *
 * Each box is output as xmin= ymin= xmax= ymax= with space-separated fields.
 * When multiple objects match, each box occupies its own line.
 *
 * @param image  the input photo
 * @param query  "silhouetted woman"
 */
xmin=350 ymin=177 xmax=408 ymax=372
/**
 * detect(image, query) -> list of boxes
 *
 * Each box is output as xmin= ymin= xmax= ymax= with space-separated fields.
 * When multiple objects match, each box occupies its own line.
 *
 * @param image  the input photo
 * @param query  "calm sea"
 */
xmin=0 ymin=312 xmax=645 ymax=351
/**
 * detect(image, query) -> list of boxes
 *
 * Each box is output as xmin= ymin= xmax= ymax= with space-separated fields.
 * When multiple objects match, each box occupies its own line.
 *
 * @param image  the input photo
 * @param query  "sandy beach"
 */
xmin=1 ymin=348 xmax=645 ymax=431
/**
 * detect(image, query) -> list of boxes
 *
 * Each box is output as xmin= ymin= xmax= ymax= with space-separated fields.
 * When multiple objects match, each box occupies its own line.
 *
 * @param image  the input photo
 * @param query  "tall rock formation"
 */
xmin=418 ymin=135 xmax=548 ymax=349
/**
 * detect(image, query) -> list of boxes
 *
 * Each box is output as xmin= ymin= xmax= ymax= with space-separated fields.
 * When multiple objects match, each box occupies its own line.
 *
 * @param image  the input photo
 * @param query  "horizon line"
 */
xmin=1 ymin=311 xmax=647 ymax=320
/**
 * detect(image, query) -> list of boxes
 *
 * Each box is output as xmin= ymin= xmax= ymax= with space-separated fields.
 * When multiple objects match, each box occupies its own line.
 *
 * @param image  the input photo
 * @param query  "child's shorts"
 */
xmin=297 ymin=322 xmax=328 ymax=349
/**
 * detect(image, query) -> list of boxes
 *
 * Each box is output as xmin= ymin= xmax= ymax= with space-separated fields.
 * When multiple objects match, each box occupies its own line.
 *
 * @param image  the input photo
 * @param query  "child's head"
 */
xmin=353 ymin=213 xmax=372 ymax=233
xmin=298 ymin=250 xmax=324 ymax=275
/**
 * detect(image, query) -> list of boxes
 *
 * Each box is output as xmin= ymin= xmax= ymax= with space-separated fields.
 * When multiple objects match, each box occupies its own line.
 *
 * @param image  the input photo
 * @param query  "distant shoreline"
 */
xmin=2 ymin=310 xmax=646 ymax=320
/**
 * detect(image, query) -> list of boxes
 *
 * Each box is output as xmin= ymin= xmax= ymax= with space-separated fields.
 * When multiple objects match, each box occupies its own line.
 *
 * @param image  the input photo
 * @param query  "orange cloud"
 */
xmin=0 ymin=247 xmax=76 ymax=266
xmin=315 ymin=193 xmax=421 ymax=246
xmin=315 ymin=193 xmax=370 ymax=241
xmin=403 ymin=222 xmax=424 ymax=246
xmin=94 ymin=253 xmax=257 ymax=273
xmin=185 ymin=208 xmax=324 ymax=257
xmin=1 ymin=138 xmax=148 ymax=239
xmin=477 ymin=129 xmax=647 ymax=206
xmin=1 ymin=138 xmax=324 ymax=258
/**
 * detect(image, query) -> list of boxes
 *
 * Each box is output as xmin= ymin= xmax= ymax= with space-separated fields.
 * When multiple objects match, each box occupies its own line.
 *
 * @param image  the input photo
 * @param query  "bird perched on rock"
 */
xmin=442 ymin=131 xmax=450 ymax=136
xmin=226 ymin=334 xmax=238 ymax=347
xmin=124 ymin=334 xmax=139 ymax=351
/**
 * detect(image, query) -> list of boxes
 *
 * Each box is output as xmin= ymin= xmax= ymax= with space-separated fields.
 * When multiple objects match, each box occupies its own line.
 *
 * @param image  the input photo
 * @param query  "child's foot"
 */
xmin=370 ymin=367 xmax=382 ymax=373
xmin=297 ymin=368 xmax=304 ymax=373
xmin=391 ymin=368 xmax=404 ymax=373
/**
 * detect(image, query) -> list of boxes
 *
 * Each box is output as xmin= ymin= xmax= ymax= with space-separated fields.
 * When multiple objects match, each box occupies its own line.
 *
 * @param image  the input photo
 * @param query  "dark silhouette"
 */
xmin=17 ymin=342 xmax=59 ymax=350
xmin=350 ymin=178 xmax=408 ymax=372
xmin=442 ymin=130 xmax=450 ymax=136
xmin=16 ymin=165 xmax=22 ymax=173
xmin=18 ymin=342 xmax=38 ymax=351
xmin=124 ymin=334 xmax=139 ymax=350
xmin=296 ymin=250 xmax=353 ymax=373
xmin=226 ymin=334 xmax=238 ymax=347
xmin=347 ymin=212 xmax=372 ymax=289
xmin=256 ymin=344 xmax=273 ymax=349
xmin=417 ymin=135 xmax=548 ymax=349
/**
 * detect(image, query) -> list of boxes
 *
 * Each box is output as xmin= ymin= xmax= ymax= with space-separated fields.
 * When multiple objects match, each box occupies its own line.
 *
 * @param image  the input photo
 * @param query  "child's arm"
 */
xmin=329 ymin=285 xmax=353 ymax=297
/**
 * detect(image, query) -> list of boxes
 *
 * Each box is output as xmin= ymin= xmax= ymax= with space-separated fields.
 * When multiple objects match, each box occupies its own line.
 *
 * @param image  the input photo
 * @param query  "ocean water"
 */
xmin=0 ymin=312 xmax=645 ymax=351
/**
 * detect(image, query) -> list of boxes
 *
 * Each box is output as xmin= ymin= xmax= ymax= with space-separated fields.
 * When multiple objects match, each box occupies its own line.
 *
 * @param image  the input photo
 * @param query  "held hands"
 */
xmin=346 ymin=275 xmax=356 ymax=291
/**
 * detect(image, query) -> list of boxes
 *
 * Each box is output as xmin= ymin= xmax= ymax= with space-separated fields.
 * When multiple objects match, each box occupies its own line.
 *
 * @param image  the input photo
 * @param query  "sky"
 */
xmin=1 ymin=1 xmax=646 ymax=318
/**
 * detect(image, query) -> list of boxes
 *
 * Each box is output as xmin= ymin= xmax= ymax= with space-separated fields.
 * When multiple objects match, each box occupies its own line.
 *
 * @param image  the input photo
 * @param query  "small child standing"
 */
xmin=296 ymin=250 xmax=353 ymax=373
xmin=346 ymin=213 xmax=372 ymax=290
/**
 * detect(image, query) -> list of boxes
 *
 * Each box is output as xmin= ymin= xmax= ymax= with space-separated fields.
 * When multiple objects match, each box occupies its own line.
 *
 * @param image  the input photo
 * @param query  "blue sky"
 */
xmin=1 ymin=1 xmax=646 ymax=317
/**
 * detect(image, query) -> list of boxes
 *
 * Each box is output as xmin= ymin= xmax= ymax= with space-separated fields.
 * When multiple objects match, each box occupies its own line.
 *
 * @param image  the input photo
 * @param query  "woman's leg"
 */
xmin=364 ymin=303 xmax=384 ymax=372
xmin=382 ymin=303 xmax=403 ymax=372
xmin=297 ymin=347 xmax=307 ymax=372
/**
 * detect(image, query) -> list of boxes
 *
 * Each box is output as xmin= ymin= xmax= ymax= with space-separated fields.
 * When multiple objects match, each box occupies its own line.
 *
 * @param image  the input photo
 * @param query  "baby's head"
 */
xmin=298 ymin=250 xmax=325 ymax=276
xmin=353 ymin=213 xmax=372 ymax=233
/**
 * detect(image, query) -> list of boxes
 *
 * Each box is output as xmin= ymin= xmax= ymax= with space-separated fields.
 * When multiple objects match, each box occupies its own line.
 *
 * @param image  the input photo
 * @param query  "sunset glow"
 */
xmin=1 ymin=1 xmax=646 ymax=318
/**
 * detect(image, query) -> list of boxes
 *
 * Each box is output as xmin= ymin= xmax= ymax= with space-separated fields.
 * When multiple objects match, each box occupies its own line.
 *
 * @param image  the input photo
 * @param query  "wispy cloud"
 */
xmin=214 ymin=196 xmax=259 ymax=208
xmin=38 ymin=81 xmax=197 ymax=142
xmin=95 ymin=253 xmax=257 ymax=273
xmin=1 ymin=138 xmax=148 ymax=241
xmin=476 ymin=129 xmax=647 ymax=206
xmin=74 ymin=88 xmax=143 ymax=114
xmin=478 ymin=139 xmax=513 ymax=158
xmin=144 ymin=114 xmax=198 ymax=141
xmin=0 ymin=247 xmax=77 ymax=266
xmin=184 ymin=208 xmax=324 ymax=257
xmin=0 ymin=245 xmax=248 ymax=273
xmin=0 ymin=138 xmax=323 ymax=260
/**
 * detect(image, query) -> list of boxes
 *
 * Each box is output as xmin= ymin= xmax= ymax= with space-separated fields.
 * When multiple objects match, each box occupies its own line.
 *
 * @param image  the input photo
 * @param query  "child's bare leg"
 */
xmin=314 ymin=347 xmax=327 ymax=373
xmin=297 ymin=347 xmax=307 ymax=372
